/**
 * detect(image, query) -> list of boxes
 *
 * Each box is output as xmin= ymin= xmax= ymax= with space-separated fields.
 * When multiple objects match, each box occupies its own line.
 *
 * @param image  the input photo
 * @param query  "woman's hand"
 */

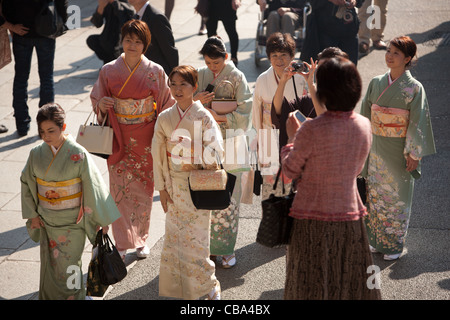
xmin=299 ymin=58 xmax=318 ymax=89
xmin=9 ymin=23 xmax=29 ymax=36
xmin=232 ymin=0 xmax=241 ymax=11
xmin=159 ymin=189 xmax=173 ymax=213
xmin=30 ymin=216 xmax=44 ymax=229
xmin=286 ymin=112 xmax=302 ymax=142
xmin=194 ymin=91 xmax=215 ymax=105
xmin=101 ymin=225 xmax=109 ymax=234
xmin=97 ymin=96 xmax=115 ymax=115
xmin=406 ymin=154 xmax=419 ymax=172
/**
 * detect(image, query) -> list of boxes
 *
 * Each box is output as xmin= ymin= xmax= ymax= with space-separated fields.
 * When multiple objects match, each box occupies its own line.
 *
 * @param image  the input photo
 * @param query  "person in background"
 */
xmin=87 ymin=0 xmax=135 ymax=65
xmin=281 ymin=56 xmax=380 ymax=300
xmin=152 ymin=65 xmax=223 ymax=300
xmin=194 ymin=36 xmax=252 ymax=269
xmin=0 ymin=1 xmax=10 ymax=134
xmin=358 ymin=0 xmax=388 ymax=55
xmin=128 ymin=0 xmax=179 ymax=75
xmin=1 ymin=0 xmax=68 ymax=137
xmin=90 ymin=20 xmax=174 ymax=261
xmin=360 ymin=36 xmax=436 ymax=260
xmin=21 ymin=103 xmax=121 ymax=300
xmin=206 ymin=0 xmax=241 ymax=65
xmin=257 ymin=0 xmax=306 ymax=40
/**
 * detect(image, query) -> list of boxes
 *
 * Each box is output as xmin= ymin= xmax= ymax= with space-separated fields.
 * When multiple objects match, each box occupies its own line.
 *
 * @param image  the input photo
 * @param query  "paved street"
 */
xmin=0 ymin=0 xmax=449 ymax=302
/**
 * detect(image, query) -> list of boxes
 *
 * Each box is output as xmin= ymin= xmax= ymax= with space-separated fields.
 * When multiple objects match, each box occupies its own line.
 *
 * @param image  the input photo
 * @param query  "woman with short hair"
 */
xmin=282 ymin=57 xmax=380 ymax=300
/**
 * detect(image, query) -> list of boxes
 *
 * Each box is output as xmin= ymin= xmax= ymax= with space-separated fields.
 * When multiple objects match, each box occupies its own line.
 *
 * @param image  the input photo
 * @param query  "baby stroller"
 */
xmin=255 ymin=2 xmax=312 ymax=66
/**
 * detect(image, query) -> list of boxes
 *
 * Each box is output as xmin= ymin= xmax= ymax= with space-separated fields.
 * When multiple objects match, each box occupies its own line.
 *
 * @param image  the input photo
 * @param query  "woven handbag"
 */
xmin=211 ymin=80 xmax=237 ymax=115
xmin=256 ymin=167 xmax=295 ymax=248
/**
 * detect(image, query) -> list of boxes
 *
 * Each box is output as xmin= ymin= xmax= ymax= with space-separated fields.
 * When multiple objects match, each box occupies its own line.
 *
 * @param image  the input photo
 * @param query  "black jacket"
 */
xmin=141 ymin=4 xmax=178 ymax=75
xmin=2 ymin=0 xmax=68 ymax=38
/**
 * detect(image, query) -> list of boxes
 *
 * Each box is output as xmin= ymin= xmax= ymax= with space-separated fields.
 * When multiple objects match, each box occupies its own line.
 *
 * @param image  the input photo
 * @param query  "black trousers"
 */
xmin=206 ymin=17 xmax=239 ymax=60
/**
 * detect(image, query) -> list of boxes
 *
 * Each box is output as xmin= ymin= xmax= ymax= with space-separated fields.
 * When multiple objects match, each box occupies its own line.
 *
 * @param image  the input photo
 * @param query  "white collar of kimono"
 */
xmin=388 ymin=73 xmax=394 ymax=85
xmin=136 ymin=1 xmax=150 ymax=19
xmin=177 ymin=104 xmax=186 ymax=117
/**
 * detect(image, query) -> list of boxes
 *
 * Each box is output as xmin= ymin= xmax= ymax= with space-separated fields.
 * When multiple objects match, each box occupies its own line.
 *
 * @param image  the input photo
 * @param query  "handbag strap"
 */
xmin=213 ymin=80 xmax=236 ymax=99
xmin=84 ymin=110 xmax=108 ymax=127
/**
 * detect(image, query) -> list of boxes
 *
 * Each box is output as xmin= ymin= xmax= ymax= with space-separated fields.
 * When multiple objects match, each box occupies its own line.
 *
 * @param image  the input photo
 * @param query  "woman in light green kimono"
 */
xmin=194 ymin=36 xmax=253 ymax=268
xmin=360 ymin=36 xmax=436 ymax=260
xmin=21 ymin=104 xmax=121 ymax=300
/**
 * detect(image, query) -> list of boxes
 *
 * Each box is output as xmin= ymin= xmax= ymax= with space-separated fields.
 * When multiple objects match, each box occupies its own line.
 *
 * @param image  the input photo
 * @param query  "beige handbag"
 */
xmin=0 ymin=26 xmax=11 ymax=70
xmin=211 ymin=80 xmax=237 ymax=115
xmin=76 ymin=111 xmax=113 ymax=157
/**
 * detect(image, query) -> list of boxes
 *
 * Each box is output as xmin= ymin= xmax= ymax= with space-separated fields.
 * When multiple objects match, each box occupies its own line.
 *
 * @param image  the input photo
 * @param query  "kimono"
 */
xmin=252 ymin=66 xmax=307 ymax=200
xmin=360 ymin=70 xmax=436 ymax=255
xmin=90 ymin=54 xmax=174 ymax=252
xmin=21 ymin=135 xmax=121 ymax=300
xmin=196 ymin=61 xmax=252 ymax=256
xmin=151 ymin=101 xmax=223 ymax=299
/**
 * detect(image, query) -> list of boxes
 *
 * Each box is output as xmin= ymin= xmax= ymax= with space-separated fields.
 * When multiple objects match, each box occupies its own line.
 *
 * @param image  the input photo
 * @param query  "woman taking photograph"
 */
xmin=360 ymin=36 xmax=436 ymax=260
xmin=194 ymin=36 xmax=252 ymax=268
xmin=152 ymin=65 xmax=223 ymax=300
xmin=252 ymin=33 xmax=308 ymax=200
xmin=281 ymin=57 xmax=380 ymax=300
xmin=90 ymin=19 xmax=174 ymax=261
xmin=21 ymin=103 xmax=121 ymax=300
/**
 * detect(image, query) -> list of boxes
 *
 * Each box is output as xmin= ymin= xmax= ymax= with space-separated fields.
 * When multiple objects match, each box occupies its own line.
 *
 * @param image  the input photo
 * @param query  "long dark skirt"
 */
xmin=284 ymin=218 xmax=381 ymax=300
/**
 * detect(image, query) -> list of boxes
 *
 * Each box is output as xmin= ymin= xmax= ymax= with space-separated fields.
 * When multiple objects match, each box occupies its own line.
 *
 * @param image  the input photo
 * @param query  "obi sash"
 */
xmin=371 ymin=73 xmax=409 ymax=138
xmin=37 ymin=177 xmax=82 ymax=210
xmin=113 ymin=96 xmax=157 ymax=125
xmin=371 ymin=105 xmax=409 ymax=138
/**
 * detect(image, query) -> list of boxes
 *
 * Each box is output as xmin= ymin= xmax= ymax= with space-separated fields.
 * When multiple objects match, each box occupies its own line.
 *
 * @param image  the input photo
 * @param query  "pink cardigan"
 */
xmin=281 ymin=111 xmax=372 ymax=221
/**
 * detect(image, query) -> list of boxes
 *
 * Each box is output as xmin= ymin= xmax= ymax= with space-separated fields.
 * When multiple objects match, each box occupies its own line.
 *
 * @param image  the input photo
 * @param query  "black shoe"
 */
xmin=0 ymin=124 xmax=7 ymax=133
xmin=17 ymin=129 xmax=29 ymax=137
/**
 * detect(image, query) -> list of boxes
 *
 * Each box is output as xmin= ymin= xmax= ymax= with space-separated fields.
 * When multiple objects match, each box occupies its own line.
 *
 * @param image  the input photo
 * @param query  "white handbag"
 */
xmin=76 ymin=111 xmax=113 ymax=158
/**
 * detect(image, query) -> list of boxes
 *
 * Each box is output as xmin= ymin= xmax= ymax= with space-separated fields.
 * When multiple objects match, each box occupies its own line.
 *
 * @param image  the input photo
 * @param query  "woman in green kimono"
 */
xmin=21 ymin=104 xmax=121 ymax=299
xmin=360 ymin=36 xmax=436 ymax=260
xmin=194 ymin=36 xmax=253 ymax=268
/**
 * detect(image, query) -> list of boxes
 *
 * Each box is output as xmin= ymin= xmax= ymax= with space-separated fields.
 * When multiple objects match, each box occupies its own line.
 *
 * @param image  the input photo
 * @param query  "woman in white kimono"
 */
xmin=252 ymin=32 xmax=307 ymax=200
xmin=194 ymin=36 xmax=252 ymax=268
xmin=21 ymin=103 xmax=121 ymax=300
xmin=152 ymin=65 xmax=223 ymax=300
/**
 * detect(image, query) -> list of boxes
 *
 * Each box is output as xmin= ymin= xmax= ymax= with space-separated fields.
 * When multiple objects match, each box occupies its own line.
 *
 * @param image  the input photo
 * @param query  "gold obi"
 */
xmin=166 ymin=140 xmax=201 ymax=172
xmin=371 ymin=104 xmax=409 ymax=138
xmin=113 ymin=95 xmax=157 ymax=125
xmin=37 ymin=178 xmax=82 ymax=210
xmin=262 ymin=102 xmax=274 ymax=130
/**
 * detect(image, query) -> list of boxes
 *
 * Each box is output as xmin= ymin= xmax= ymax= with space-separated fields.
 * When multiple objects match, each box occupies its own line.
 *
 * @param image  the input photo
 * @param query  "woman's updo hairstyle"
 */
xmin=36 ymin=103 xmax=66 ymax=137
xmin=199 ymin=36 xmax=227 ymax=59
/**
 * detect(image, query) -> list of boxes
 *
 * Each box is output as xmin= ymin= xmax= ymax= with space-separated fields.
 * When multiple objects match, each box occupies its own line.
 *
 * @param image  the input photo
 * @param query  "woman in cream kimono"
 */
xmin=194 ymin=36 xmax=252 ymax=268
xmin=360 ymin=36 xmax=436 ymax=260
xmin=252 ymin=32 xmax=307 ymax=200
xmin=90 ymin=20 xmax=174 ymax=260
xmin=21 ymin=104 xmax=121 ymax=300
xmin=152 ymin=65 xmax=223 ymax=300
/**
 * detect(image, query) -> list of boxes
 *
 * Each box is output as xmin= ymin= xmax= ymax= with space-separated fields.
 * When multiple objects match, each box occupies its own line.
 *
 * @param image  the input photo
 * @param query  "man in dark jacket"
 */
xmin=2 ymin=0 xmax=68 ymax=136
xmin=128 ymin=0 xmax=178 ymax=75
xmin=87 ymin=0 xmax=135 ymax=65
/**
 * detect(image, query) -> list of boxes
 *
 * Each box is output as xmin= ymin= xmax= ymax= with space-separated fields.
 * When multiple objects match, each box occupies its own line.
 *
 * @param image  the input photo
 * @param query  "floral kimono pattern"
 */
xmin=90 ymin=54 xmax=175 ymax=252
xmin=21 ymin=135 xmax=121 ymax=300
xmin=360 ymin=71 xmax=436 ymax=254
xmin=152 ymin=101 xmax=223 ymax=299
xmin=196 ymin=62 xmax=253 ymax=255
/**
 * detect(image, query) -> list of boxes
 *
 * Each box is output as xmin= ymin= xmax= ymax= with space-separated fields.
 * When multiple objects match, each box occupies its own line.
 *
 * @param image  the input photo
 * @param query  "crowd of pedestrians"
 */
xmin=0 ymin=0 xmax=436 ymax=301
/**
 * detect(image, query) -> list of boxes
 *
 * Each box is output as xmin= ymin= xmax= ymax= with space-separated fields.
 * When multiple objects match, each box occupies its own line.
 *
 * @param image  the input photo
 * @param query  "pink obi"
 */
xmin=371 ymin=104 xmax=409 ymax=138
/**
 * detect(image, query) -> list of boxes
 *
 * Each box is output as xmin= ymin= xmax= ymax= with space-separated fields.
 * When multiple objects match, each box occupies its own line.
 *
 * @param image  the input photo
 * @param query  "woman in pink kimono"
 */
xmin=90 ymin=20 xmax=175 ymax=260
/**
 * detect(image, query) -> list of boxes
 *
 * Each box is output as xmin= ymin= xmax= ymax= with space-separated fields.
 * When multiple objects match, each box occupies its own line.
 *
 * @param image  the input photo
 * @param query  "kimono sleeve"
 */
xmin=404 ymin=84 xmax=436 ymax=178
xmin=281 ymin=121 xmax=314 ymax=180
xmin=226 ymin=73 xmax=253 ymax=132
xmin=151 ymin=114 xmax=171 ymax=192
xmin=80 ymin=152 xmax=121 ymax=244
xmin=20 ymin=150 xmax=39 ymax=220
xmin=90 ymin=67 xmax=111 ymax=114
xmin=251 ymin=79 xmax=263 ymax=131
xmin=360 ymin=78 xmax=375 ymax=120
xmin=156 ymin=70 xmax=176 ymax=113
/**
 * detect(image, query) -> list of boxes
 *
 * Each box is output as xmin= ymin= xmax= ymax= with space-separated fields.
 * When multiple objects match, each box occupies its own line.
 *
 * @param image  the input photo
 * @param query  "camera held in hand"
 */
xmin=291 ymin=61 xmax=306 ymax=73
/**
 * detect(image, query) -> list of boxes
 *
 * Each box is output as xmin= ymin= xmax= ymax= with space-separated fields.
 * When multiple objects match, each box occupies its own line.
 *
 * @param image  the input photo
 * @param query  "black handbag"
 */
xmin=357 ymin=176 xmax=367 ymax=204
xmin=256 ymin=167 xmax=295 ymax=248
xmin=86 ymin=230 xmax=109 ymax=297
xmin=35 ymin=0 xmax=67 ymax=39
xmin=97 ymin=230 xmax=127 ymax=286
xmin=189 ymin=167 xmax=237 ymax=211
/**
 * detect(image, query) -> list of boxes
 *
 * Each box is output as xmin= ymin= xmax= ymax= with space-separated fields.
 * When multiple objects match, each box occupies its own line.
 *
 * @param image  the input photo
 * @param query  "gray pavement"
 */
xmin=0 ymin=0 xmax=449 ymax=301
